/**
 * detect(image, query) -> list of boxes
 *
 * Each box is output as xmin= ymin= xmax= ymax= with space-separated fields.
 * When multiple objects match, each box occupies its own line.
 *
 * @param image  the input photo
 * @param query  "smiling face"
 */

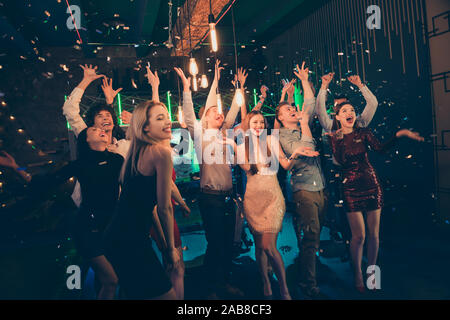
xmin=143 ymin=104 xmax=172 ymax=141
xmin=205 ymin=106 xmax=224 ymax=129
xmin=93 ymin=110 xmax=114 ymax=132
xmin=86 ymin=127 xmax=108 ymax=151
xmin=277 ymin=104 xmax=298 ymax=126
xmin=335 ymin=103 xmax=356 ymax=129
xmin=248 ymin=113 xmax=266 ymax=136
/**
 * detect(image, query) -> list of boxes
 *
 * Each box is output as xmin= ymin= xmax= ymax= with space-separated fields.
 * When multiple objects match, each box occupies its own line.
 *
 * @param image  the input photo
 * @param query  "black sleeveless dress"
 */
xmin=103 ymin=173 xmax=172 ymax=299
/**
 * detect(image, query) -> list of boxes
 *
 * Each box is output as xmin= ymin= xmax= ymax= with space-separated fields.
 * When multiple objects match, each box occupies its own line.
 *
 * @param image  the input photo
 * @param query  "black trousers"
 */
xmin=198 ymin=192 xmax=236 ymax=290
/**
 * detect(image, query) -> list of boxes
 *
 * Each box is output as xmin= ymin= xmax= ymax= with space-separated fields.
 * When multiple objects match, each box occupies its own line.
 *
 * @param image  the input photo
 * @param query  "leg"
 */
xmin=153 ymin=287 xmax=177 ymax=300
xmin=170 ymin=247 xmax=185 ymax=300
xmin=89 ymin=255 xmax=119 ymax=300
xmin=293 ymin=190 xmax=321 ymax=290
xmin=365 ymin=209 xmax=381 ymax=267
xmin=253 ymin=233 xmax=272 ymax=297
xmin=263 ymin=233 xmax=291 ymax=300
xmin=346 ymin=211 xmax=366 ymax=288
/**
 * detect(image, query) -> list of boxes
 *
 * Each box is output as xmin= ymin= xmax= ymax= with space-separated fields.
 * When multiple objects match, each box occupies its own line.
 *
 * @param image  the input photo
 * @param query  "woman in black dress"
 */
xmin=329 ymin=102 xmax=423 ymax=292
xmin=0 ymin=127 xmax=123 ymax=299
xmin=103 ymin=100 xmax=179 ymax=300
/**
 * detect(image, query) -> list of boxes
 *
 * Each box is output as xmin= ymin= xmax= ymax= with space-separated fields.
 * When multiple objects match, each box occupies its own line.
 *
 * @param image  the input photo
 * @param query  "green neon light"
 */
xmin=166 ymin=91 xmax=172 ymax=121
xmin=117 ymin=93 xmax=123 ymax=125
xmin=294 ymin=82 xmax=304 ymax=110
xmin=253 ymin=88 xmax=257 ymax=109
xmin=64 ymin=95 xmax=71 ymax=129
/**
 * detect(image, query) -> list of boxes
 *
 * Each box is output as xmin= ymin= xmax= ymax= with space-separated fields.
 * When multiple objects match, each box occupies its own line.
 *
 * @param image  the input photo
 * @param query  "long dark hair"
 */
xmin=76 ymin=128 xmax=92 ymax=160
xmin=84 ymin=104 xmax=126 ymax=140
xmin=243 ymin=110 xmax=272 ymax=176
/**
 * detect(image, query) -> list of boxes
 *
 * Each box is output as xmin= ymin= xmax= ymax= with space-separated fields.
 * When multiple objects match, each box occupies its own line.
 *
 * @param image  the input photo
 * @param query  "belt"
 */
xmin=200 ymin=188 xmax=233 ymax=196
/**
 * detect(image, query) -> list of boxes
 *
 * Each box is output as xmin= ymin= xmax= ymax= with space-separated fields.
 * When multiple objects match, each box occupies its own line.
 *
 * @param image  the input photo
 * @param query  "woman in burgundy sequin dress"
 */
xmin=328 ymin=102 xmax=424 ymax=292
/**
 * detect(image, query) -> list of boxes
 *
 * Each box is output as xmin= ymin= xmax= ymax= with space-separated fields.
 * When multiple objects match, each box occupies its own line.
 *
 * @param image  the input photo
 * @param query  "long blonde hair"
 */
xmin=243 ymin=110 xmax=271 ymax=175
xmin=120 ymin=100 xmax=166 ymax=183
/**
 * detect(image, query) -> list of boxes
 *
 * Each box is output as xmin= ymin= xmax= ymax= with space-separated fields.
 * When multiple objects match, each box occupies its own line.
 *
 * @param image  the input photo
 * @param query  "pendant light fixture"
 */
xmin=208 ymin=0 xmax=218 ymax=52
xmin=231 ymin=6 xmax=244 ymax=107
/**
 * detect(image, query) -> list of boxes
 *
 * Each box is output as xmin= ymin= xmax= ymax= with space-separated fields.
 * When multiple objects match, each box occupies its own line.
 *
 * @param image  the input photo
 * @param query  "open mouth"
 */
xmin=345 ymin=116 xmax=354 ymax=124
xmin=102 ymin=122 xmax=112 ymax=128
xmin=163 ymin=126 xmax=172 ymax=133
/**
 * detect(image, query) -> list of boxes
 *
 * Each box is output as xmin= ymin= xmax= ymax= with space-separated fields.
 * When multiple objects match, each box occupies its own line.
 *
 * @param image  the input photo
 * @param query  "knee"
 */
xmin=351 ymin=233 xmax=365 ymax=245
xmin=102 ymin=276 xmax=118 ymax=289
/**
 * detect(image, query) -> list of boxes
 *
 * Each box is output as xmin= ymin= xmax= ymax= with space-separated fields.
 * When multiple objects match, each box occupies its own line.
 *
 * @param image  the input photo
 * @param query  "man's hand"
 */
xmin=120 ymin=110 xmax=132 ymax=125
xmin=101 ymin=77 xmax=123 ymax=105
xmin=214 ymin=59 xmax=224 ymax=81
xmin=260 ymin=85 xmax=268 ymax=99
xmin=79 ymin=64 xmax=104 ymax=83
xmin=347 ymin=75 xmax=363 ymax=89
xmin=287 ymin=79 xmax=296 ymax=96
xmin=294 ymin=61 xmax=309 ymax=82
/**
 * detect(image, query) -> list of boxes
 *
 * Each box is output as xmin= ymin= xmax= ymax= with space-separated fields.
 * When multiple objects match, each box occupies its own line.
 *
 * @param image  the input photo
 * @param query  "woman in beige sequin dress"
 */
xmin=237 ymin=110 xmax=318 ymax=299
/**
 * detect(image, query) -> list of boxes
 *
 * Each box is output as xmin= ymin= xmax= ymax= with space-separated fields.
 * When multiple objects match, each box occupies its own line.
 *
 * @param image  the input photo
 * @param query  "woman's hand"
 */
xmin=321 ymin=72 xmax=334 ymax=89
xmin=0 ymin=151 xmax=18 ymax=169
xmin=232 ymin=67 xmax=248 ymax=88
xmin=260 ymin=85 xmax=268 ymax=99
xmin=294 ymin=61 xmax=309 ymax=82
xmin=145 ymin=65 xmax=160 ymax=88
xmin=396 ymin=129 xmax=424 ymax=141
xmin=79 ymin=64 xmax=104 ymax=83
xmin=347 ymin=75 xmax=363 ymax=89
xmin=287 ymin=79 xmax=296 ymax=97
xmin=165 ymin=247 xmax=181 ymax=270
xmin=101 ymin=77 xmax=123 ymax=105
xmin=174 ymin=67 xmax=191 ymax=91
xmin=291 ymin=146 xmax=319 ymax=158
xmin=180 ymin=202 xmax=191 ymax=218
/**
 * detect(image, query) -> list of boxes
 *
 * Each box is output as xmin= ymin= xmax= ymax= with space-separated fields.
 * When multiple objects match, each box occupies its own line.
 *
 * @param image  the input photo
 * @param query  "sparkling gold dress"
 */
xmin=238 ymin=143 xmax=286 ymax=234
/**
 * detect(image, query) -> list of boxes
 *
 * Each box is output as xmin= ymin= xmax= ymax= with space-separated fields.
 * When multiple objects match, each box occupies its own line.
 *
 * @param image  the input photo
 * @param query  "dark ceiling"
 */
xmin=0 ymin=0 xmax=329 ymax=57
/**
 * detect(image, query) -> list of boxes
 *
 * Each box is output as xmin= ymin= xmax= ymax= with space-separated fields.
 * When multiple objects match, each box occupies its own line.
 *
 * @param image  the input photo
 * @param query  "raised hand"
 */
xmin=174 ymin=67 xmax=191 ymax=91
xmin=321 ymin=72 xmax=335 ymax=89
xmin=291 ymin=146 xmax=319 ymax=158
xmin=145 ymin=66 xmax=160 ymax=88
xmin=237 ymin=67 xmax=248 ymax=87
xmin=214 ymin=59 xmax=224 ymax=81
xmin=296 ymin=109 xmax=310 ymax=125
xmin=101 ymin=77 xmax=123 ymax=105
xmin=260 ymin=85 xmax=268 ymax=99
xmin=287 ymin=79 xmax=296 ymax=96
xmin=396 ymin=129 xmax=424 ymax=142
xmin=0 ymin=151 xmax=18 ymax=168
xmin=294 ymin=61 xmax=309 ymax=82
xmin=79 ymin=64 xmax=104 ymax=83
xmin=347 ymin=75 xmax=363 ymax=89
xmin=120 ymin=110 xmax=132 ymax=125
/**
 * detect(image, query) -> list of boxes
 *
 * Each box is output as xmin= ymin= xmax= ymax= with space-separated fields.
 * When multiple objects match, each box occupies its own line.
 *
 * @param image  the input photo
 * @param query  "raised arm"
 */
xmin=347 ymin=75 xmax=378 ymax=128
xmin=315 ymin=72 xmax=334 ymax=132
xmin=63 ymin=65 xmax=104 ymax=137
xmin=145 ymin=66 xmax=160 ymax=103
xmin=253 ymin=85 xmax=268 ymax=112
xmin=365 ymin=128 xmax=424 ymax=153
xmin=224 ymin=67 xmax=247 ymax=129
xmin=174 ymin=67 xmax=197 ymax=138
xmin=0 ymin=151 xmax=32 ymax=183
xmin=294 ymin=62 xmax=315 ymax=118
xmin=286 ymin=79 xmax=296 ymax=106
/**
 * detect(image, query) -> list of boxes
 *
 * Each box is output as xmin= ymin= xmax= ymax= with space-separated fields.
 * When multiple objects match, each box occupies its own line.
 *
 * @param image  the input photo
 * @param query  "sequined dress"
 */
xmin=238 ymin=143 xmax=285 ymax=234
xmin=329 ymin=128 xmax=396 ymax=212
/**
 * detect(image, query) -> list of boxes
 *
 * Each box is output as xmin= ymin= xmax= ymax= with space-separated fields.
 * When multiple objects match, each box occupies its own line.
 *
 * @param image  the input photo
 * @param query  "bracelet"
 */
xmin=16 ymin=167 xmax=27 ymax=171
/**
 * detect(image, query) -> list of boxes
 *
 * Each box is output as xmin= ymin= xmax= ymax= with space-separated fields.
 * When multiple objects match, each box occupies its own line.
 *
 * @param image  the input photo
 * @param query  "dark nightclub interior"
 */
xmin=0 ymin=0 xmax=449 ymax=302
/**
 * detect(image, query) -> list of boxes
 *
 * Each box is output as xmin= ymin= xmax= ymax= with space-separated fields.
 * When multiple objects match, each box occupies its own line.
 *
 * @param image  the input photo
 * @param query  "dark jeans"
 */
xmin=199 ymin=192 xmax=236 ymax=290
xmin=292 ymin=189 xmax=328 ymax=289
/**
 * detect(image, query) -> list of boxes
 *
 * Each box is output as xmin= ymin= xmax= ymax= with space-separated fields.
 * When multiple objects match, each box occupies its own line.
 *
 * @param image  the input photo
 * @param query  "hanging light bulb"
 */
xmin=192 ymin=75 xmax=198 ymax=91
xmin=201 ymin=74 xmax=208 ymax=88
xmin=189 ymin=57 xmax=198 ymax=76
xmin=216 ymin=93 xmax=223 ymax=114
xmin=235 ymin=80 xmax=244 ymax=107
xmin=208 ymin=14 xmax=218 ymax=52
xmin=178 ymin=107 xmax=183 ymax=124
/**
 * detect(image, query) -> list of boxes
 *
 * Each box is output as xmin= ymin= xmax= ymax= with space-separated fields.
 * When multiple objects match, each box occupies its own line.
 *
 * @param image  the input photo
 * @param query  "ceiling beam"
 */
xmin=173 ymin=0 xmax=230 ymax=56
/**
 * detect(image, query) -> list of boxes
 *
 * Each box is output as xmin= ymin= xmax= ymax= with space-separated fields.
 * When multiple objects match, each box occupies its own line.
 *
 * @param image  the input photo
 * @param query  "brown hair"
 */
xmin=243 ymin=110 xmax=272 ymax=175
xmin=275 ymin=102 xmax=291 ymax=127
xmin=332 ymin=101 xmax=358 ymax=131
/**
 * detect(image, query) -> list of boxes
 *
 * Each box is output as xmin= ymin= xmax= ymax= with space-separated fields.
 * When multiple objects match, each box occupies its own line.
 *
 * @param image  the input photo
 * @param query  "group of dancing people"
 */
xmin=0 ymin=59 xmax=424 ymax=300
